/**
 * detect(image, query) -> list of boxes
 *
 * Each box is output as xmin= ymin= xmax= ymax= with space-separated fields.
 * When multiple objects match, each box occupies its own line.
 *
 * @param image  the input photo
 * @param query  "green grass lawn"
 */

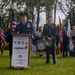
xmin=0 ymin=50 xmax=75 ymax=75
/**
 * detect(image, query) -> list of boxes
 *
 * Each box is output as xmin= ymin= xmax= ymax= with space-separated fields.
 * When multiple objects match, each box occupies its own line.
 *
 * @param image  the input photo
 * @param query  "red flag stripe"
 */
xmin=0 ymin=29 xmax=5 ymax=52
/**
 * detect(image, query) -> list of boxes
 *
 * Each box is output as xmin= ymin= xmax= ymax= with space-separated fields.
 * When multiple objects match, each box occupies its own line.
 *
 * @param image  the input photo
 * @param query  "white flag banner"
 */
xmin=70 ymin=39 xmax=74 ymax=51
xmin=32 ymin=18 xmax=37 ymax=52
xmin=32 ymin=44 xmax=37 ymax=52
xmin=67 ymin=19 xmax=71 ymax=37
xmin=67 ymin=19 xmax=74 ymax=51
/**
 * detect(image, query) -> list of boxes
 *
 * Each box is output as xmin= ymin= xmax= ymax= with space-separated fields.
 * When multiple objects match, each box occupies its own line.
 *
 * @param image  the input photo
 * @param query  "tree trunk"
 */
xmin=54 ymin=0 xmax=58 ymax=23
xmin=54 ymin=4 xmax=56 ymax=24
xmin=36 ymin=0 xmax=40 ymax=31
xmin=36 ymin=7 xmax=40 ymax=31
xmin=46 ymin=9 xmax=53 ymax=23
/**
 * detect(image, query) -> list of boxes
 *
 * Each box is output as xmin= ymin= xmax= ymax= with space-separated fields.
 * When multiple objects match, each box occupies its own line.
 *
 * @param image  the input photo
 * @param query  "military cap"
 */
xmin=47 ymin=16 xmax=52 ymax=19
xmin=20 ymin=12 xmax=28 ymax=17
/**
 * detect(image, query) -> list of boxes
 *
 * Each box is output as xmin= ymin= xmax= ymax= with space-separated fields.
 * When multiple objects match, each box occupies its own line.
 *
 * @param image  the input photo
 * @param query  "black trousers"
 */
xmin=46 ymin=43 xmax=56 ymax=64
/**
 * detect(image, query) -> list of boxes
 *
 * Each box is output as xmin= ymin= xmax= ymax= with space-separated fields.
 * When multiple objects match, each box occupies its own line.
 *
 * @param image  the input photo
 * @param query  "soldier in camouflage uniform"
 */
xmin=43 ymin=16 xmax=57 ymax=64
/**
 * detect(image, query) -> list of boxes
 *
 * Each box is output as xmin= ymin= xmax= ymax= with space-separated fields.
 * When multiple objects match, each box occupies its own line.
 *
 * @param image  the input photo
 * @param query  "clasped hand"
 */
xmin=47 ymin=37 xmax=52 ymax=41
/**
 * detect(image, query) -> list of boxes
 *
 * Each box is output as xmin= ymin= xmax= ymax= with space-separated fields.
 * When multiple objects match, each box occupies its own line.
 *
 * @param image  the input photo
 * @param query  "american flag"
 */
xmin=0 ymin=16 xmax=5 ymax=54
xmin=11 ymin=9 xmax=17 ymax=32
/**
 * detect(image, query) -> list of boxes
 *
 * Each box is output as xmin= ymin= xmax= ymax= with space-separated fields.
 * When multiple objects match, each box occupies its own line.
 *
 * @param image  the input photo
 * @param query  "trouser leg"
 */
xmin=63 ymin=51 xmax=65 ymax=57
xmin=46 ymin=46 xmax=50 ymax=63
xmin=63 ymin=43 xmax=68 ymax=57
xmin=51 ymin=43 xmax=57 ymax=64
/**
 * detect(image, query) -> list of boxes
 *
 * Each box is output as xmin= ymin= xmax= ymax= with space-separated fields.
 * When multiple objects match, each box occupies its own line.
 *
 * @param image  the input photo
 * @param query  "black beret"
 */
xmin=20 ymin=12 xmax=28 ymax=17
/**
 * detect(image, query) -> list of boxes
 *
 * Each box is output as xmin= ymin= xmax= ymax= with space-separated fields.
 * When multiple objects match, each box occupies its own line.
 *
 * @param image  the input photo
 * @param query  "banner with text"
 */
xmin=11 ymin=35 xmax=30 ymax=68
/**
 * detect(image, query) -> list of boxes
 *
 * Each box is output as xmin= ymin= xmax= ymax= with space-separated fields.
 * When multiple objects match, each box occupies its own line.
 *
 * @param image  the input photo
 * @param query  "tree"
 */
xmin=57 ymin=0 xmax=75 ymax=27
xmin=0 ymin=0 xmax=56 ymax=32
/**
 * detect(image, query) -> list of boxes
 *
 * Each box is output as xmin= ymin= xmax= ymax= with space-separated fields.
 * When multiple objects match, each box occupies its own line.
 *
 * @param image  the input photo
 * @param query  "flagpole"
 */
xmin=11 ymin=0 xmax=14 ymax=24
xmin=5 ymin=0 xmax=14 ymax=38
xmin=0 ymin=14 xmax=2 ymax=55
xmin=9 ymin=0 xmax=14 ymax=69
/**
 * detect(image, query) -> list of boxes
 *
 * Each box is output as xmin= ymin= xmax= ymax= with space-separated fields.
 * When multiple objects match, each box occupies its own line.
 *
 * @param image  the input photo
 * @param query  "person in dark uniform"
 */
xmin=43 ymin=16 xmax=57 ymax=64
xmin=5 ymin=27 xmax=13 ymax=68
xmin=62 ymin=27 xmax=69 ymax=57
xmin=5 ymin=28 xmax=13 ymax=56
xmin=0 ymin=40 xmax=1 ymax=50
xmin=14 ymin=12 xmax=33 ymax=34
